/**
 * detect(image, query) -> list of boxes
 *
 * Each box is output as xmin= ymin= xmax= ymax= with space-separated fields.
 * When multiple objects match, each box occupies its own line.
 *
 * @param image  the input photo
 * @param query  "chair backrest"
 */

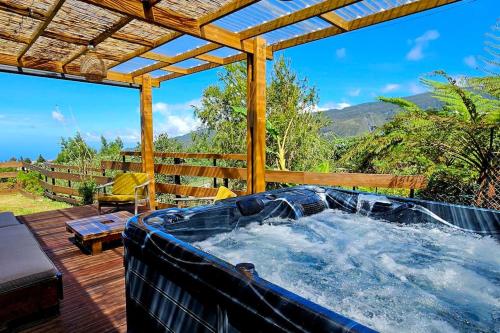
xmin=214 ymin=186 xmax=237 ymax=202
xmin=112 ymin=173 xmax=149 ymax=195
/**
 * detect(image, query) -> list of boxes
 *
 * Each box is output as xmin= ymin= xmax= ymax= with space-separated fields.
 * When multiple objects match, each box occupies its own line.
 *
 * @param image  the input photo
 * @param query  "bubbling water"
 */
xmin=193 ymin=209 xmax=500 ymax=333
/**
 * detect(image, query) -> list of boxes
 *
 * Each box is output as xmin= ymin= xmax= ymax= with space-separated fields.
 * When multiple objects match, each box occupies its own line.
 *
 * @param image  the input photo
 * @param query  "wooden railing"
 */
xmin=21 ymin=163 xmax=113 ymax=205
xmin=117 ymin=151 xmax=427 ymax=198
xmin=0 ymin=161 xmax=23 ymax=180
xmin=2 ymin=151 xmax=427 ymax=206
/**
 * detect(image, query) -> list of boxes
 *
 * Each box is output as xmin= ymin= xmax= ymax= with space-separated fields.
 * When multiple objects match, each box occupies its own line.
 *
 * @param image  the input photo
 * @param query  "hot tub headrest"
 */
xmin=236 ymin=197 xmax=265 ymax=216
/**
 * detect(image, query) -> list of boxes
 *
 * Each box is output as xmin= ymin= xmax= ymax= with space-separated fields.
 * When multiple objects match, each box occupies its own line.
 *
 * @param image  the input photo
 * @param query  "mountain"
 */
xmin=172 ymin=92 xmax=442 ymax=144
xmin=320 ymin=92 xmax=442 ymax=137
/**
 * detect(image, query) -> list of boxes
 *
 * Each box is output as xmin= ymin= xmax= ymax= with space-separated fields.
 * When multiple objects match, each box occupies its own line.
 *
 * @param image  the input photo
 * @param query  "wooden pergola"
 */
xmin=0 ymin=0 xmax=459 ymax=206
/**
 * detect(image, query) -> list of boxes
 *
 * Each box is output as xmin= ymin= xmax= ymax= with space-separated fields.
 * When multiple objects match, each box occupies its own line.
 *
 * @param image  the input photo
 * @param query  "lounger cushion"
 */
xmin=112 ymin=173 xmax=148 ymax=196
xmin=0 ymin=224 xmax=58 ymax=293
xmin=98 ymin=194 xmax=144 ymax=202
xmin=0 ymin=212 xmax=20 ymax=228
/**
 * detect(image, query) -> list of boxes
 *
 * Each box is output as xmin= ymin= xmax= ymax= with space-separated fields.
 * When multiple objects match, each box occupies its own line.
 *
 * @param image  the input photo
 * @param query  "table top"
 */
xmin=66 ymin=211 xmax=134 ymax=240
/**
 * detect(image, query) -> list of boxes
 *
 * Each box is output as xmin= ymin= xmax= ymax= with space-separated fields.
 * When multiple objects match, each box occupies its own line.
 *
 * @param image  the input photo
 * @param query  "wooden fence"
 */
xmin=0 ymin=161 xmax=23 ymax=180
xmin=1 ymin=152 xmax=427 ymax=206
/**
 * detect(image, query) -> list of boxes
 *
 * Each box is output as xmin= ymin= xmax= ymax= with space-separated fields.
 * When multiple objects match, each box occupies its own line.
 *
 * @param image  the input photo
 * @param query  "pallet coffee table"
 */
xmin=65 ymin=211 xmax=133 ymax=255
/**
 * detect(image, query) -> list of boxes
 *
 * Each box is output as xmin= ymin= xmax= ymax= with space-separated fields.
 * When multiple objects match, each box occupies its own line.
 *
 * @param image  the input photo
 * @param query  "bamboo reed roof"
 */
xmin=0 ymin=0 xmax=460 ymax=88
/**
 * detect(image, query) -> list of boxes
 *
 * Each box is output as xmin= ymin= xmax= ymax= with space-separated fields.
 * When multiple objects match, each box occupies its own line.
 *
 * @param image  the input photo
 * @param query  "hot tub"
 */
xmin=123 ymin=186 xmax=500 ymax=333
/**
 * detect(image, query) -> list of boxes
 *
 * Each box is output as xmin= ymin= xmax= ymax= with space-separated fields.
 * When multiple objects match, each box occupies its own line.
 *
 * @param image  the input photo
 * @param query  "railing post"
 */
xmin=102 ymin=169 xmax=107 ymax=194
xmin=213 ymin=158 xmax=217 ymax=188
xmin=51 ymin=167 xmax=56 ymax=195
xmin=174 ymin=158 xmax=181 ymax=198
xmin=67 ymin=168 xmax=72 ymax=198
xmin=409 ymin=188 xmax=415 ymax=198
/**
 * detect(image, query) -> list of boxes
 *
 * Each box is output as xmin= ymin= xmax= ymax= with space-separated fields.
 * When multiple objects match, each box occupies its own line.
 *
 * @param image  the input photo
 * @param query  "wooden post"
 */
xmin=140 ymin=74 xmax=155 ymax=209
xmin=213 ymin=158 xmax=217 ymax=188
xmin=173 ymin=158 xmax=181 ymax=198
xmin=246 ymin=37 xmax=267 ymax=194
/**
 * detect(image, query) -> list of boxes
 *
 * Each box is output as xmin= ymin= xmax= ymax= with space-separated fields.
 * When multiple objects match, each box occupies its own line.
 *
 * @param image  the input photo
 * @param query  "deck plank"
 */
xmin=16 ymin=206 xmax=128 ymax=333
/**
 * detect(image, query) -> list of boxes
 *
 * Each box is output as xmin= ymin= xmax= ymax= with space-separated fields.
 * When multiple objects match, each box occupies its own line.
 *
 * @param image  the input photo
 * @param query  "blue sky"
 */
xmin=0 ymin=0 xmax=496 ymax=161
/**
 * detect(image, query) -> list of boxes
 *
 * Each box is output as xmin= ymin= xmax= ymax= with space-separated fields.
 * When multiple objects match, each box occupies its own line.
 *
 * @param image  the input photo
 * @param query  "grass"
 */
xmin=0 ymin=192 xmax=71 ymax=216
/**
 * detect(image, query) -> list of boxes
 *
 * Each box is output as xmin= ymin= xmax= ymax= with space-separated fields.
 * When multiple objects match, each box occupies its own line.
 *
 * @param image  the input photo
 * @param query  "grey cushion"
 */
xmin=0 ymin=212 xmax=20 ymax=228
xmin=0 ymin=224 xmax=58 ymax=293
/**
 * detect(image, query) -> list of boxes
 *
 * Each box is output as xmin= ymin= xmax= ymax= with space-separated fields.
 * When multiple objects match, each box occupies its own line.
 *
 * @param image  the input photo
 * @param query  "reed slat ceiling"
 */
xmin=0 ymin=0 xmax=460 ymax=86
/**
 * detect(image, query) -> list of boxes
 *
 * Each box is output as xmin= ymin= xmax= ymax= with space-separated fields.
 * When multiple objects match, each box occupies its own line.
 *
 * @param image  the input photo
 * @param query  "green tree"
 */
xmin=193 ymin=56 xmax=331 ymax=171
xmin=98 ymin=135 xmax=124 ymax=161
xmin=36 ymin=154 xmax=46 ymax=164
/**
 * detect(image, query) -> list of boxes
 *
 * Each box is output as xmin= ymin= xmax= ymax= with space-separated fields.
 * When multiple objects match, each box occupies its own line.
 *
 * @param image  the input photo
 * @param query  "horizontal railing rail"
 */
xmin=0 ymin=161 xmax=23 ymax=168
xmin=0 ymin=161 xmax=23 ymax=180
xmin=120 ymin=151 xmax=247 ymax=161
xmin=265 ymin=170 xmax=428 ymax=189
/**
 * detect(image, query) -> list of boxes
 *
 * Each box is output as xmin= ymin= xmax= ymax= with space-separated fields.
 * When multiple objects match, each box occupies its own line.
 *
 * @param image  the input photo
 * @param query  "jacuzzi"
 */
xmin=123 ymin=186 xmax=500 ymax=333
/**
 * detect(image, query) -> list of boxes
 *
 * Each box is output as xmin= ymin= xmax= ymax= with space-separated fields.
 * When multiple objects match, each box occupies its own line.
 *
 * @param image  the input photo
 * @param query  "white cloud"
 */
xmin=314 ymin=101 xmax=351 ymax=112
xmin=406 ymin=30 xmax=440 ymax=61
xmin=408 ymin=82 xmax=427 ymax=95
xmin=336 ymin=48 xmax=346 ymax=59
xmin=152 ymin=102 xmax=168 ymax=112
xmin=381 ymin=83 xmax=401 ymax=93
xmin=464 ymin=55 xmax=477 ymax=68
xmin=153 ymin=99 xmax=201 ymax=114
xmin=157 ymin=115 xmax=201 ymax=137
xmin=348 ymin=88 xmax=361 ymax=97
xmin=153 ymin=99 xmax=202 ymax=137
xmin=51 ymin=110 xmax=65 ymax=123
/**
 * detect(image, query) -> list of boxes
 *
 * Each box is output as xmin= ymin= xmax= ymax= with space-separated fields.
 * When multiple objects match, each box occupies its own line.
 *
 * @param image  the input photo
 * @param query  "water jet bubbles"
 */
xmin=193 ymin=210 xmax=500 ymax=333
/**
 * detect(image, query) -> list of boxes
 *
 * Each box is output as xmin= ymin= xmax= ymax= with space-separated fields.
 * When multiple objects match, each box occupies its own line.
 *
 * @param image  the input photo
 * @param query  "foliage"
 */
xmin=336 ymin=69 xmax=499 ymax=205
xmin=36 ymin=154 xmax=46 ymax=164
xmin=99 ymin=136 xmax=124 ymax=161
xmin=154 ymin=133 xmax=182 ymax=152
xmin=78 ymin=180 xmax=96 ymax=205
xmin=16 ymin=171 xmax=43 ymax=195
xmin=55 ymin=132 xmax=96 ymax=179
xmin=193 ymin=56 xmax=331 ymax=171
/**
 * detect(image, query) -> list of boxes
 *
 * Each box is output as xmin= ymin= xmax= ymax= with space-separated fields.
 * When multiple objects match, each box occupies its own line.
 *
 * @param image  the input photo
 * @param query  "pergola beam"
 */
xmin=158 ymin=53 xmax=245 ymax=82
xmin=131 ymin=0 xmax=359 ymax=78
xmin=198 ymin=0 xmax=259 ymax=25
xmin=157 ymin=0 xmax=460 ymax=82
xmin=0 ymin=52 xmax=159 ymax=87
xmin=132 ymin=43 xmax=221 ymax=77
xmin=17 ymin=0 xmax=66 ymax=62
xmin=78 ymin=0 xmax=267 ymax=57
xmin=319 ymin=12 xmax=349 ymax=31
xmin=107 ymin=0 xmax=265 ymax=74
xmin=238 ymin=0 xmax=360 ymax=40
xmin=0 ymin=2 xmax=46 ymax=20
xmin=272 ymin=0 xmax=461 ymax=52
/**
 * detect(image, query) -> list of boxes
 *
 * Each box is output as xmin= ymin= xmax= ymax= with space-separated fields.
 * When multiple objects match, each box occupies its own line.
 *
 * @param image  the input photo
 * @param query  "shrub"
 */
xmin=78 ymin=180 xmax=96 ymax=205
xmin=16 ymin=171 xmax=43 ymax=195
xmin=419 ymin=166 xmax=478 ymax=205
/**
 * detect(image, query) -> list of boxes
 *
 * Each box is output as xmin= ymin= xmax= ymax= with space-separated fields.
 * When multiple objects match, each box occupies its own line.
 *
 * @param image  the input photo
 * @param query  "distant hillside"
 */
xmin=173 ymin=92 xmax=442 ymax=145
xmin=321 ymin=92 xmax=442 ymax=137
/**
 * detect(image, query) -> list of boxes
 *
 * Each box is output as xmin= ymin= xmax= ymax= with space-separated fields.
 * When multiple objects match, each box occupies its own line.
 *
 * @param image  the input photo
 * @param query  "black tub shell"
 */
xmin=123 ymin=186 xmax=500 ymax=333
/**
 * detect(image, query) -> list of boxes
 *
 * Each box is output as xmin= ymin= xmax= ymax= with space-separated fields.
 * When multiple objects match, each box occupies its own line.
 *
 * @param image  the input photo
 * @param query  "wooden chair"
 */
xmin=172 ymin=186 xmax=237 ymax=208
xmin=96 ymin=173 xmax=150 ymax=215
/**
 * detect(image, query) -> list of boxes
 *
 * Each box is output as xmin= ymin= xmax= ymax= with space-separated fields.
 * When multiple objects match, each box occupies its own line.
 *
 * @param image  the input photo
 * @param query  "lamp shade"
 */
xmin=81 ymin=47 xmax=107 ymax=82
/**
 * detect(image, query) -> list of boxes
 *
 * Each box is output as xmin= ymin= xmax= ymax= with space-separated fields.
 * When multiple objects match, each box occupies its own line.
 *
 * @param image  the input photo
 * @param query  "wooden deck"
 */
xmin=16 ymin=206 xmax=128 ymax=333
